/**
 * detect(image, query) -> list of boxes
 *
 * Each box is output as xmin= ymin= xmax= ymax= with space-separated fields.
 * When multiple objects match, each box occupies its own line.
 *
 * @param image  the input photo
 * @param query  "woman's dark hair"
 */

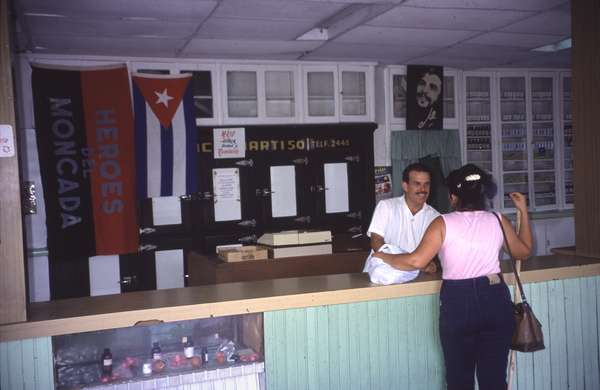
xmin=445 ymin=164 xmax=497 ymax=211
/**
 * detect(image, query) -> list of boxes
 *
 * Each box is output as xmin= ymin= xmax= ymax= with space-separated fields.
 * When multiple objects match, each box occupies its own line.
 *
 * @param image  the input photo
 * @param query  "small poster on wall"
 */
xmin=214 ymin=127 xmax=246 ymax=159
xmin=374 ymin=166 xmax=393 ymax=203
xmin=407 ymin=65 xmax=443 ymax=130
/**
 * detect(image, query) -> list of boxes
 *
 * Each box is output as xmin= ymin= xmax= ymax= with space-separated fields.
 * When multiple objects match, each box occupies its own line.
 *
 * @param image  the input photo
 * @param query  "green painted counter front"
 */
xmin=264 ymin=276 xmax=600 ymax=390
xmin=1 ymin=276 xmax=599 ymax=389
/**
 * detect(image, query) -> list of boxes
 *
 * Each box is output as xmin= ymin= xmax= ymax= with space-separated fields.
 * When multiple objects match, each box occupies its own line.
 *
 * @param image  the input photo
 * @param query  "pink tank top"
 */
xmin=439 ymin=211 xmax=504 ymax=280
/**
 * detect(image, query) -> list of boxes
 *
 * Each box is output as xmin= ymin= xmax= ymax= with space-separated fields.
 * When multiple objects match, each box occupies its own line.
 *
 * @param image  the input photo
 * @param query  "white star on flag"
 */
xmin=154 ymin=88 xmax=174 ymax=107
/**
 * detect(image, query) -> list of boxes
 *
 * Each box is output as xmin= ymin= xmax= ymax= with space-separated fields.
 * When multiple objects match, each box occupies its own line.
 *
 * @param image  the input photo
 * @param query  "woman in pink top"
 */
xmin=375 ymin=164 xmax=532 ymax=390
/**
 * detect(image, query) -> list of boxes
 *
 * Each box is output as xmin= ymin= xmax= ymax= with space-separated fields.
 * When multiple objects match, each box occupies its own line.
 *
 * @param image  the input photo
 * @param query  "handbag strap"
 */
xmin=492 ymin=212 xmax=528 ymax=303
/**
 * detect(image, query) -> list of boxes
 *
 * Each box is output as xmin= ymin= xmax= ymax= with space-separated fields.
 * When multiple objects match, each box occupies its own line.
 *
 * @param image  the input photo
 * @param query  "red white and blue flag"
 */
xmin=132 ymin=73 xmax=199 ymax=199
xmin=31 ymin=63 xmax=139 ymax=259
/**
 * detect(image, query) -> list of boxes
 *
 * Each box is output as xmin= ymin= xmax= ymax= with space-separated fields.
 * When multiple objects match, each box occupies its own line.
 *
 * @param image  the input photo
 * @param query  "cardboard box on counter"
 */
xmin=217 ymin=246 xmax=269 ymax=262
xmin=258 ymin=230 xmax=332 ymax=246
xmin=259 ymin=243 xmax=333 ymax=259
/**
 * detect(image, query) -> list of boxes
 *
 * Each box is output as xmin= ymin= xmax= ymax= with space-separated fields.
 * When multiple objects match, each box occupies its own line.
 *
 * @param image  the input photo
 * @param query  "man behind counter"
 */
xmin=367 ymin=163 xmax=440 ymax=270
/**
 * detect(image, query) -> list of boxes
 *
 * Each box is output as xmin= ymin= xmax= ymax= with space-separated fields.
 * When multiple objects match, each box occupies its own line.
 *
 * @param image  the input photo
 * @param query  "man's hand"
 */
xmin=422 ymin=262 xmax=437 ymax=273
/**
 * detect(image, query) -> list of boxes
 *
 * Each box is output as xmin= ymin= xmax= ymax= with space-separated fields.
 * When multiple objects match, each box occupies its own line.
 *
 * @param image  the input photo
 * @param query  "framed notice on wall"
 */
xmin=213 ymin=127 xmax=246 ymax=159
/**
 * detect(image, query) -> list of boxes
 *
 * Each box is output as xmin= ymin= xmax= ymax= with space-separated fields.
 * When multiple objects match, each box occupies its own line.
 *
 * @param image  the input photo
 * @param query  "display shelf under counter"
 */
xmin=1 ymin=253 xmax=600 ymax=343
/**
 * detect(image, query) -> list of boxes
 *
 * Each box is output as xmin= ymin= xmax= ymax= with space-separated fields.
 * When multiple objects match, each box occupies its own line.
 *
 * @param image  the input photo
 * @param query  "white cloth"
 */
xmin=363 ymin=244 xmax=419 ymax=285
xmin=367 ymin=196 xmax=439 ymax=253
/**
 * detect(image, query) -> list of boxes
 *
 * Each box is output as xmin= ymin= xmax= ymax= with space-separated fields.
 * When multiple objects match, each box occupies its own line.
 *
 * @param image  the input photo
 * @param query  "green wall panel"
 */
xmin=265 ymin=276 xmax=600 ymax=390
xmin=0 ymin=337 xmax=53 ymax=390
xmin=1 ymin=276 xmax=599 ymax=390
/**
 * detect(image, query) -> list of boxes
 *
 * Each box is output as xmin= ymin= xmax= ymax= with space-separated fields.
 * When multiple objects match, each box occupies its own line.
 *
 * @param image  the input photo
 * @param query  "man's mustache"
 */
xmin=417 ymin=92 xmax=431 ymax=104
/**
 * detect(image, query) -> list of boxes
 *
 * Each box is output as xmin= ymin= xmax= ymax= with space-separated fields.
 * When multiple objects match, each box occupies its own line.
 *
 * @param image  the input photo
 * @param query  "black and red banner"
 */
xmin=32 ymin=64 xmax=139 ymax=260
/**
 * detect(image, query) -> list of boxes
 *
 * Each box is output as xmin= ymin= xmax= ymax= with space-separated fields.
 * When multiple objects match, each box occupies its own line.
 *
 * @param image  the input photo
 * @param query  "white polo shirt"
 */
xmin=367 ymin=195 xmax=440 ymax=253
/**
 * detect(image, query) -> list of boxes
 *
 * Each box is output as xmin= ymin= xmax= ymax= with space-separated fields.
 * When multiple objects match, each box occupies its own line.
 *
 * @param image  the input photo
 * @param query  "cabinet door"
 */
xmin=155 ymin=249 xmax=185 ymax=289
xmin=443 ymin=69 xmax=460 ymax=130
xmin=178 ymin=64 xmax=220 ymax=125
xmin=530 ymin=73 xmax=558 ymax=209
xmin=89 ymin=255 xmax=121 ymax=296
xmin=339 ymin=65 xmax=373 ymax=122
xmin=264 ymin=66 xmax=300 ymax=123
xmin=499 ymin=74 xmax=529 ymax=210
xmin=560 ymin=73 xmax=574 ymax=207
xmin=119 ymin=252 xmax=157 ymax=293
xmin=545 ymin=217 xmax=575 ymax=251
xmin=388 ymin=66 xmax=407 ymax=128
xmin=464 ymin=74 xmax=493 ymax=174
xmin=261 ymin=159 xmax=314 ymax=231
xmin=302 ymin=65 xmax=339 ymax=123
xmin=222 ymin=65 xmax=262 ymax=124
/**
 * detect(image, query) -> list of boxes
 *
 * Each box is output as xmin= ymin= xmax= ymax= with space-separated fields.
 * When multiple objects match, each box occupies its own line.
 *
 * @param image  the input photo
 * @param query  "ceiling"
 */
xmin=10 ymin=0 xmax=572 ymax=69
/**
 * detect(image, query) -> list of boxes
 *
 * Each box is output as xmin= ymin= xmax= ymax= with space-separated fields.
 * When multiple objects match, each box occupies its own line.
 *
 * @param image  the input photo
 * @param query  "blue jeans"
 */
xmin=439 ymin=275 xmax=515 ymax=390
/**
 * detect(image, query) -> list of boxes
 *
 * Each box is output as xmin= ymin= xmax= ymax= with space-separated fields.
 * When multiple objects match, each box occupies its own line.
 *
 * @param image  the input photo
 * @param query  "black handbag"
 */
xmin=493 ymin=212 xmax=545 ymax=352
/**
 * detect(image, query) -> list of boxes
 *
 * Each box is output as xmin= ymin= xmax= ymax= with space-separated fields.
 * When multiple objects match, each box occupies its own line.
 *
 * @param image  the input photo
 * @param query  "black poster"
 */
xmin=407 ymin=65 xmax=443 ymax=130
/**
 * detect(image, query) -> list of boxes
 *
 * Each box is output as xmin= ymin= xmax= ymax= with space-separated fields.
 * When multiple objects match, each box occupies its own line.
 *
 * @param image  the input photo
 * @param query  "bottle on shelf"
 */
xmin=183 ymin=336 xmax=195 ymax=358
xmin=101 ymin=348 xmax=113 ymax=376
xmin=202 ymin=346 xmax=209 ymax=364
xmin=151 ymin=342 xmax=162 ymax=361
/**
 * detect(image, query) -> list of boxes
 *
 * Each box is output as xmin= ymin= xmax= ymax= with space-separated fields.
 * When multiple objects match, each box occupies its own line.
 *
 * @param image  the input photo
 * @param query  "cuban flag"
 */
xmin=132 ymin=73 xmax=199 ymax=199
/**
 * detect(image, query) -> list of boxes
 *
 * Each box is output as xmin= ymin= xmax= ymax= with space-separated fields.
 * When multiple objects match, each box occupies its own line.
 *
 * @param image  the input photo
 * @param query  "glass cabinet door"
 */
xmin=392 ymin=73 xmax=406 ymax=121
xmin=444 ymin=75 xmax=455 ymax=121
xmin=340 ymin=70 xmax=366 ymax=116
xmin=499 ymin=76 xmax=528 ymax=209
xmin=443 ymin=70 xmax=460 ymax=129
xmin=180 ymin=68 xmax=215 ymax=123
xmin=562 ymin=76 xmax=574 ymax=206
xmin=265 ymin=70 xmax=295 ymax=118
xmin=465 ymin=76 xmax=492 ymax=172
xmin=530 ymin=76 xmax=556 ymax=208
xmin=306 ymin=70 xmax=336 ymax=117
xmin=226 ymin=70 xmax=258 ymax=118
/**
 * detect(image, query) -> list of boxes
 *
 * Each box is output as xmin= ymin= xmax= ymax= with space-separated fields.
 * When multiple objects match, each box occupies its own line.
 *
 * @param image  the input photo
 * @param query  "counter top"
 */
xmin=1 ymin=253 xmax=599 ymax=342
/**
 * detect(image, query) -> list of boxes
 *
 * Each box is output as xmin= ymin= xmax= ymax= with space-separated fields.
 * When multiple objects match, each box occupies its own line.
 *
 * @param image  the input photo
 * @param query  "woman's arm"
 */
xmin=374 ymin=216 xmax=445 ymax=270
xmin=500 ymin=192 xmax=533 ymax=260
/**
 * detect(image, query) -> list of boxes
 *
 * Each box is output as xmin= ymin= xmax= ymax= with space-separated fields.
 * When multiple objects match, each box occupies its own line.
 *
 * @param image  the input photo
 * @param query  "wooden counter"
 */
xmin=1 ymin=253 xmax=599 ymax=342
xmin=187 ymin=250 xmax=368 ymax=285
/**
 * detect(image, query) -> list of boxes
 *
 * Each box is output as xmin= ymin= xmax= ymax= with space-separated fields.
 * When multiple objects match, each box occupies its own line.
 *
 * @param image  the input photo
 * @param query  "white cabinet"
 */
xmin=530 ymin=72 xmax=558 ymax=210
xmin=530 ymin=217 xmax=574 ymax=256
xmin=443 ymin=69 xmax=460 ymax=130
xmin=339 ymin=65 xmax=374 ymax=122
xmin=222 ymin=64 xmax=300 ymax=124
xmin=464 ymin=72 xmax=495 ymax=175
xmin=498 ymin=72 xmax=529 ymax=209
xmin=302 ymin=64 xmax=373 ymax=123
xmin=560 ymin=73 xmax=574 ymax=207
xmin=462 ymin=70 xmax=572 ymax=212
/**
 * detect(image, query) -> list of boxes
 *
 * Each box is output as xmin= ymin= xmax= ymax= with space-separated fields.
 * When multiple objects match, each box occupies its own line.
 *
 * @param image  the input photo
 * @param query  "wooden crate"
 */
xmin=218 ymin=246 xmax=269 ymax=262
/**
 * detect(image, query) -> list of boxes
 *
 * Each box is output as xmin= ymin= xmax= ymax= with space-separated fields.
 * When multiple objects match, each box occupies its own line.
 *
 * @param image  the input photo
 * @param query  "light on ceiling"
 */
xmin=121 ymin=16 xmax=160 ymax=22
xmin=24 ymin=13 xmax=65 ymax=18
xmin=532 ymin=38 xmax=572 ymax=52
xmin=296 ymin=27 xmax=329 ymax=41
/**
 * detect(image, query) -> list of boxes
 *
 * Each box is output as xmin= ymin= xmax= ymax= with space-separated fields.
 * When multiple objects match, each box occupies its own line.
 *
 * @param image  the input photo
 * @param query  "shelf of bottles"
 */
xmin=530 ymin=77 xmax=556 ymax=208
xmin=499 ymin=76 xmax=528 ymax=209
xmin=563 ymin=76 xmax=574 ymax=205
xmin=465 ymin=76 xmax=492 ymax=172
